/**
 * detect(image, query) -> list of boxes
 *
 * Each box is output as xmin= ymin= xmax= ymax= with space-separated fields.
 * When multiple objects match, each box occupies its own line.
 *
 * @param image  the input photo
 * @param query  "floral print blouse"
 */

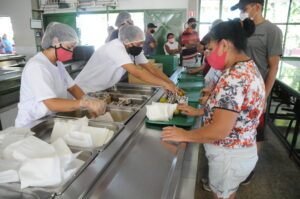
xmin=203 ymin=60 xmax=265 ymax=149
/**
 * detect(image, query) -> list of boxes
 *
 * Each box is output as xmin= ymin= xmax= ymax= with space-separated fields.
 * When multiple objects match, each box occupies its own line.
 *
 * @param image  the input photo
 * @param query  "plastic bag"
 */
xmin=0 ymin=159 xmax=20 ymax=184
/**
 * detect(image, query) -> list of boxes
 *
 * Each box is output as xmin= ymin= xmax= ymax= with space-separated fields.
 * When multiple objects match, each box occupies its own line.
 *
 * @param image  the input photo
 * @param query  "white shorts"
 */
xmin=204 ymin=143 xmax=258 ymax=199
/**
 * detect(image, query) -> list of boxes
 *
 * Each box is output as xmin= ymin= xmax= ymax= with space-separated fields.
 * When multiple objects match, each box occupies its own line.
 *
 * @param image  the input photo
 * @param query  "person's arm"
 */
xmin=176 ymin=44 xmax=182 ymax=54
xmin=165 ymin=44 xmax=176 ymax=55
xmin=162 ymin=108 xmax=238 ymax=143
xmin=149 ymin=36 xmax=157 ymax=48
xmin=139 ymin=62 xmax=174 ymax=85
xmin=122 ymin=63 xmax=177 ymax=92
xmin=43 ymin=98 xmax=106 ymax=116
xmin=149 ymin=41 xmax=157 ymax=48
xmin=187 ymin=64 xmax=205 ymax=74
xmin=68 ymin=85 xmax=85 ymax=99
xmin=265 ymin=55 xmax=280 ymax=97
xmin=43 ymin=98 xmax=81 ymax=112
xmin=177 ymin=105 xmax=204 ymax=116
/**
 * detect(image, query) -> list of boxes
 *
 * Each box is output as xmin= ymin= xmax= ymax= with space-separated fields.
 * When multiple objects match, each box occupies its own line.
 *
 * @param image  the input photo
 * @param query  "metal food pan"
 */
xmin=56 ymin=106 xmax=137 ymax=124
xmin=27 ymin=117 xmax=123 ymax=195
xmin=88 ymin=92 xmax=149 ymax=108
xmin=105 ymin=83 xmax=159 ymax=96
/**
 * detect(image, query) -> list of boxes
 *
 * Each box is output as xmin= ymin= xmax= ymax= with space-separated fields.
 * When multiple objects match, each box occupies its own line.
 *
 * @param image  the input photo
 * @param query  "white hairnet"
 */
xmin=115 ymin=11 xmax=132 ymax=27
xmin=41 ymin=22 xmax=78 ymax=49
xmin=118 ymin=24 xmax=145 ymax=44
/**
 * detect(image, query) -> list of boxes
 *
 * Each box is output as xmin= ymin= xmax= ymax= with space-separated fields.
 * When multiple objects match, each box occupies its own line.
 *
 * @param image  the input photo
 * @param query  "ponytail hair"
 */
xmin=209 ymin=18 xmax=255 ymax=51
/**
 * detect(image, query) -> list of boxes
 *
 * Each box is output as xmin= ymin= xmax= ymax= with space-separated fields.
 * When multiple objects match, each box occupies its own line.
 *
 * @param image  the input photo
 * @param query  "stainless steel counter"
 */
xmin=56 ymin=67 xmax=200 ymax=199
xmin=0 ymin=67 xmax=200 ymax=199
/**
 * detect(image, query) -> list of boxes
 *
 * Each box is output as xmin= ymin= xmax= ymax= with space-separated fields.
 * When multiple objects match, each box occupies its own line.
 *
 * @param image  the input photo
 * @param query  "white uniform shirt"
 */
xmin=75 ymin=39 xmax=148 ymax=93
xmin=164 ymin=41 xmax=179 ymax=55
xmin=15 ymin=52 xmax=75 ymax=127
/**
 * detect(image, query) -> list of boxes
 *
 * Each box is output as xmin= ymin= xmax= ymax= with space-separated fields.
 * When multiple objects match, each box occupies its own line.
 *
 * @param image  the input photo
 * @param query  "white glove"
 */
xmin=80 ymin=99 xmax=106 ymax=116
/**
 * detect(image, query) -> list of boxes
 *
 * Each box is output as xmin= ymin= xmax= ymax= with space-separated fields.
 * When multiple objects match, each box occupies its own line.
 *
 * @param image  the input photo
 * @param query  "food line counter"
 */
xmin=0 ymin=67 xmax=201 ymax=199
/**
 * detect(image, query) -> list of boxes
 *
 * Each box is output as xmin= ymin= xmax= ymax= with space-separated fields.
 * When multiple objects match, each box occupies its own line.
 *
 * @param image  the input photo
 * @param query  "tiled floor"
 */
xmin=195 ymin=125 xmax=300 ymax=199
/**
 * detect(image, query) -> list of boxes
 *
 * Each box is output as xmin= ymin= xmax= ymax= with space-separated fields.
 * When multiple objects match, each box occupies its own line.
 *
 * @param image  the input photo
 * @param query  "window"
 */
xmin=76 ymin=12 xmax=144 ymax=49
xmin=285 ymin=25 xmax=300 ymax=57
xmin=200 ymin=0 xmax=220 ymax=23
xmin=198 ymin=0 xmax=300 ymax=58
xmin=266 ymin=0 xmax=289 ymax=23
xmin=289 ymin=0 xmax=300 ymax=23
xmin=0 ymin=17 xmax=15 ymax=54
xmin=221 ymin=0 xmax=240 ymax=21
xmin=76 ymin=14 xmax=107 ymax=49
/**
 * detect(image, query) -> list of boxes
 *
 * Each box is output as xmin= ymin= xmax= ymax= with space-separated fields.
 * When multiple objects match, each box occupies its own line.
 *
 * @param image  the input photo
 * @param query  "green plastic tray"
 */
xmin=146 ymin=114 xmax=196 ymax=128
xmin=186 ymin=91 xmax=202 ymax=103
xmin=178 ymin=82 xmax=204 ymax=92
xmin=178 ymin=73 xmax=204 ymax=82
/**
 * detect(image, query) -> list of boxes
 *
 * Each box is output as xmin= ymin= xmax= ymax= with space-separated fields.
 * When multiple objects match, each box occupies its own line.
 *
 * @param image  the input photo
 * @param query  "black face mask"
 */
xmin=127 ymin=46 xmax=143 ymax=56
xmin=150 ymin=29 xmax=155 ymax=34
xmin=191 ymin=24 xmax=197 ymax=29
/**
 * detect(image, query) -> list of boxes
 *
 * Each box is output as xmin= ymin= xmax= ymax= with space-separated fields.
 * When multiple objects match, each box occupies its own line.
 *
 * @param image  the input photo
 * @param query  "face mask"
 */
xmin=240 ymin=12 xmax=249 ymax=21
xmin=150 ymin=29 xmax=155 ymax=34
xmin=168 ymin=38 xmax=175 ymax=43
xmin=127 ymin=46 xmax=143 ymax=56
xmin=191 ymin=24 xmax=197 ymax=29
xmin=55 ymin=44 xmax=73 ymax=62
xmin=206 ymin=42 xmax=227 ymax=70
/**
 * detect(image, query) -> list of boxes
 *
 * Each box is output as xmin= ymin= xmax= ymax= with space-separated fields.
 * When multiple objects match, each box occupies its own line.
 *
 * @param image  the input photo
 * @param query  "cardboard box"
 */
xmin=128 ymin=63 xmax=163 ymax=84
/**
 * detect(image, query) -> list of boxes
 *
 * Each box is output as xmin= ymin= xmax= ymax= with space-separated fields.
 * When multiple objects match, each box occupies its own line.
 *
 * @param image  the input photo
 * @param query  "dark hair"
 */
xmin=166 ymin=33 xmax=174 ymax=39
xmin=209 ymin=18 xmax=255 ymax=51
xmin=187 ymin=17 xmax=196 ymax=24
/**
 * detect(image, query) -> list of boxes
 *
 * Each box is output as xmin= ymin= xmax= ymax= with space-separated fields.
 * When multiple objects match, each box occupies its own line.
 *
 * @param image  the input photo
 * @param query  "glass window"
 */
xmin=0 ymin=17 xmax=15 ymax=55
xmin=284 ymin=25 xmax=300 ymax=57
xmin=76 ymin=14 xmax=108 ymax=49
xmin=77 ymin=12 xmax=144 ymax=49
xmin=266 ymin=0 xmax=289 ymax=23
xmin=222 ymin=0 xmax=240 ymax=20
xmin=199 ymin=24 xmax=210 ymax=41
xmin=278 ymin=60 xmax=300 ymax=78
xmin=289 ymin=0 xmax=300 ymax=23
xmin=200 ymin=0 xmax=220 ymax=22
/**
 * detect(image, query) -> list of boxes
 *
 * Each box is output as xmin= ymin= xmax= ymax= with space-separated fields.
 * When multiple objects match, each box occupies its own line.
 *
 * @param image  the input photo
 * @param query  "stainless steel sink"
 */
xmin=105 ymin=83 xmax=159 ymax=96
xmin=56 ymin=106 xmax=137 ymax=124
xmin=88 ymin=92 xmax=149 ymax=108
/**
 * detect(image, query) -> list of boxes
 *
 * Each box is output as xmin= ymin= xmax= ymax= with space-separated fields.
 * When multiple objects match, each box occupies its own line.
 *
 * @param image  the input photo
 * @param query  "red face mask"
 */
xmin=206 ymin=42 xmax=227 ymax=70
xmin=55 ymin=44 xmax=73 ymax=62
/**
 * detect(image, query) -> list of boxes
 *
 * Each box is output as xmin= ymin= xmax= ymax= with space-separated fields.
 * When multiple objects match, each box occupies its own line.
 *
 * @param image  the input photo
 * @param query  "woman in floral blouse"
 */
xmin=162 ymin=18 xmax=265 ymax=199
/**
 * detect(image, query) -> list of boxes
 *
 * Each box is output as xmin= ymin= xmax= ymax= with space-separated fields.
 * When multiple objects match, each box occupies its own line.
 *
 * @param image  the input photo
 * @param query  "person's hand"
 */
xmin=187 ymin=69 xmax=199 ymax=74
xmin=80 ymin=99 xmax=106 ymax=116
xmin=178 ymin=104 xmax=201 ymax=116
xmin=162 ymin=126 xmax=187 ymax=142
xmin=178 ymin=88 xmax=186 ymax=96
xmin=201 ymin=88 xmax=211 ymax=96
xmin=164 ymin=83 xmax=178 ymax=94
xmin=199 ymin=96 xmax=209 ymax=105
